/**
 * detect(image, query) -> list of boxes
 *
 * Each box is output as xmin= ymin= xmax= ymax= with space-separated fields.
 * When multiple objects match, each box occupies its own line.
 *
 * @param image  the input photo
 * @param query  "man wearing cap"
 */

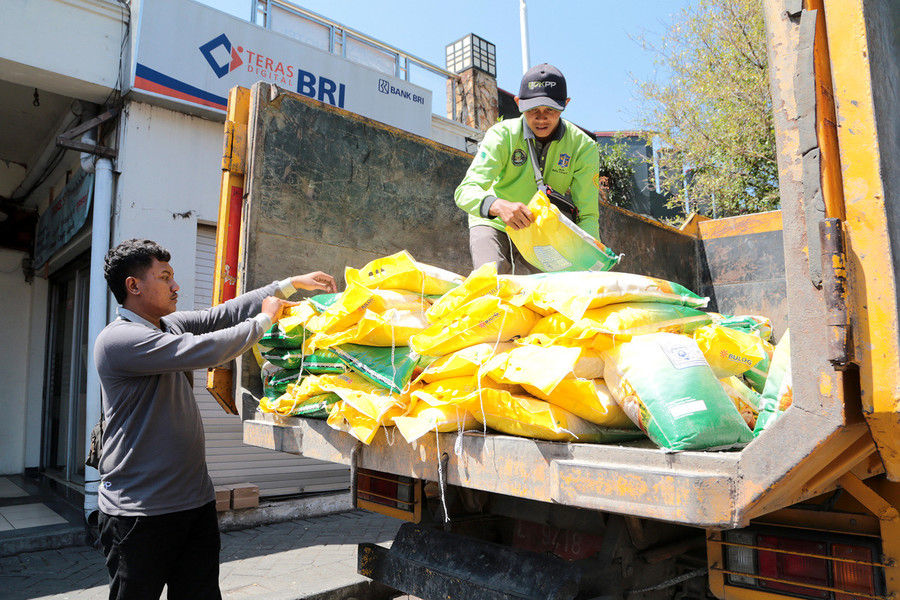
xmin=454 ymin=63 xmax=600 ymax=274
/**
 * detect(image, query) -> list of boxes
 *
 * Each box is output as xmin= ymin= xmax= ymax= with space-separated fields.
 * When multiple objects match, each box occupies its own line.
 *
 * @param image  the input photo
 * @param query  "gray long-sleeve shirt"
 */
xmin=94 ymin=279 xmax=293 ymax=516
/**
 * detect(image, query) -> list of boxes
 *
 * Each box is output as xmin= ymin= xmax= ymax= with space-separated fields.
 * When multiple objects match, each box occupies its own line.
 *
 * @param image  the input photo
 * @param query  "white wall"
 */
xmin=0 ymin=0 xmax=125 ymax=103
xmin=113 ymin=101 xmax=223 ymax=310
xmin=0 ymin=250 xmax=38 ymax=474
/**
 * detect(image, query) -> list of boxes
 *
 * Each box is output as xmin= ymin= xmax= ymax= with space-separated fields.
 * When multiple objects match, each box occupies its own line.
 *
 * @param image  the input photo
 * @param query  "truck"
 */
xmin=207 ymin=1 xmax=900 ymax=599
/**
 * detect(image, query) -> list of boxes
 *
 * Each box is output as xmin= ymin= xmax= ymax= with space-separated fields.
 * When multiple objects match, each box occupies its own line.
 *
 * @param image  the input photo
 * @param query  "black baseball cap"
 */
xmin=517 ymin=63 xmax=567 ymax=111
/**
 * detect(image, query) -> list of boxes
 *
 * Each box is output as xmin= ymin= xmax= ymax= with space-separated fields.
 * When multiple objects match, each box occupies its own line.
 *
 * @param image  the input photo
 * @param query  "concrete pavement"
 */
xmin=0 ymin=509 xmax=404 ymax=600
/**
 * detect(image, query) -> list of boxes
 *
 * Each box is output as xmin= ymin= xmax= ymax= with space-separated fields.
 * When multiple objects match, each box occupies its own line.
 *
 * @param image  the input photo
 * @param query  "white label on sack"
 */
xmin=668 ymin=398 xmax=708 ymax=418
xmin=532 ymin=245 xmax=572 ymax=271
xmin=658 ymin=336 xmax=708 ymax=370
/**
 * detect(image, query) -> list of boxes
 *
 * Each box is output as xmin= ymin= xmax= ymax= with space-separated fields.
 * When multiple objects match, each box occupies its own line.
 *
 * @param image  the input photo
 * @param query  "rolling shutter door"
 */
xmin=194 ymin=225 xmax=350 ymax=497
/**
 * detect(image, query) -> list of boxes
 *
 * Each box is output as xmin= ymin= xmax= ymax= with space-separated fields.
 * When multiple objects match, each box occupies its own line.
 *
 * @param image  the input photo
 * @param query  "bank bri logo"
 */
xmin=199 ymin=33 xmax=243 ymax=78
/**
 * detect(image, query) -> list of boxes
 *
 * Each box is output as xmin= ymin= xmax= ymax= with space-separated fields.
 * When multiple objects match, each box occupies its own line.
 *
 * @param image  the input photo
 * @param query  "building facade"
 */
xmin=0 ymin=0 xmax=480 ymax=519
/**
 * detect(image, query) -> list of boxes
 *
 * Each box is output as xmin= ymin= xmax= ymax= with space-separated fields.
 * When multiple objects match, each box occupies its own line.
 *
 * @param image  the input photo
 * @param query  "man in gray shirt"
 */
xmin=94 ymin=238 xmax=336 ymax=600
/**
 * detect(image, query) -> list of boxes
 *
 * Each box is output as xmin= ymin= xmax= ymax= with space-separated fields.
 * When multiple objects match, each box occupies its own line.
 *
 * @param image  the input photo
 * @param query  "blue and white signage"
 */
xmin=129 ymin=0 xmax=432 ymax=136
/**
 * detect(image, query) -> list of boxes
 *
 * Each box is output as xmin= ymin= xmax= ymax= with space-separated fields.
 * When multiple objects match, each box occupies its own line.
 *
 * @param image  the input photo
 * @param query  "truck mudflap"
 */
xmin=358 ymin=522 xmax=581 ymax=600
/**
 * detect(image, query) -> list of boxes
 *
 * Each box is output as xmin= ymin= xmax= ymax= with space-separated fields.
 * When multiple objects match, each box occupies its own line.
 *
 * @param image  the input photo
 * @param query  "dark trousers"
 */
xmin=99 ymin=501 xmax=222 ymax=600
xmin=468 ymin=225 xmax=541 ymax=275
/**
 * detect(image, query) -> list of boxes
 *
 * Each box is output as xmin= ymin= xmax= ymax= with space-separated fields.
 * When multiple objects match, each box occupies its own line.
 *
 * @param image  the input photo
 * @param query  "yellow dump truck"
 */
xmin=209 ymin=1 xmax=900 ymax=598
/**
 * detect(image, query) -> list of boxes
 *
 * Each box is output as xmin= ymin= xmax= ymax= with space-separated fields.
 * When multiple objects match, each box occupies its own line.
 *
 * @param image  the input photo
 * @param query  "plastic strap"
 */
xmin=526 ymin=138 xmax=547 ymax=192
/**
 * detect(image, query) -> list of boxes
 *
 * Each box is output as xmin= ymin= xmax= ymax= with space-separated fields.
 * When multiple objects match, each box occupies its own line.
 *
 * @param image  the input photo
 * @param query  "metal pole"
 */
xmin=83 ymin=157 xmax=113 ymax=521
xmin=519 ymin=0 xmax=530 ymax=74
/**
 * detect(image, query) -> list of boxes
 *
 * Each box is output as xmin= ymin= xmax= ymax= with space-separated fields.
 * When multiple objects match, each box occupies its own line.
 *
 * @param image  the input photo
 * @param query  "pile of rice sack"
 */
xmin=257 ymin=250 xmax=791 ymax=452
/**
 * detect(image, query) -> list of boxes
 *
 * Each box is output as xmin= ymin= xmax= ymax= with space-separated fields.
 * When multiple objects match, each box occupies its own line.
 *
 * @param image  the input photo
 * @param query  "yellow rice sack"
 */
xmin=310 ymin=308 xmax=428 ymax=349
xmin=344 ymin=251 xmax=464 ymax=295
xmin=306 ymin=283 xmax=429 ymax=335
xmin=480 ymin=345 xmax=604 ymax=395
xmin=522 ymin=378 xmax=635 ymax=429
xmin=393 ymin=403 xmax=478 ymax=443
xmin=693 ymin=324 xmax=773 ymax=379
xmin=323 ymin=373 xmax=408 ymax=444
xmin=282 ymin=300 xmax=319 ymax=324
xmin=327 ymin=401 xmax=384 ymax=445
xmin=425 ymin=263 xmax=527 ymax=323
xmin=409 ymin=296 xmax=539 ymax=358
xmin=411 ymin=376 xmax=481 ymax=406
xmin=416 ymin=342 xmax=515 ymax=383
xmin=463 ymin=388 xmax=627 ymax=442
xmin=519 ymin=271 xmax=709 ymax=321
xmin=506 ymin=190 xmax=620 ymax=272
xmin=411 ymin=376 xmax=522 ymax=406
xmin=524 ymin=303 xmax=712 ymax=351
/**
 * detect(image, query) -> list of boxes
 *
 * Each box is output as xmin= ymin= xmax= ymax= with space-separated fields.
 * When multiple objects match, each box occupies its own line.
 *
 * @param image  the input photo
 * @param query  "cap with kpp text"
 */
xmin=518 ymin=63 xmax=567 ymax=112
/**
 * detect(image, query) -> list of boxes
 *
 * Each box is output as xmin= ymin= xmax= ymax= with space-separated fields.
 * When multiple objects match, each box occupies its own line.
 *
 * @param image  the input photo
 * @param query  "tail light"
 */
xmin=757 ymin=535 xmax=830 ymax=598
xmin=355 ymin=468 xmax=421 ymax=522
xmin=833 ymin=544 xmax=876 ymax=600
xmin=721 ymin=528 xmax=885 ymax=600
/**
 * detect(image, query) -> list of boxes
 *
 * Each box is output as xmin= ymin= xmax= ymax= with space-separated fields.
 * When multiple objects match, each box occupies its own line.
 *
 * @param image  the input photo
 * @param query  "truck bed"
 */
xmin=233 ymin=83 xmax=881 ymax=529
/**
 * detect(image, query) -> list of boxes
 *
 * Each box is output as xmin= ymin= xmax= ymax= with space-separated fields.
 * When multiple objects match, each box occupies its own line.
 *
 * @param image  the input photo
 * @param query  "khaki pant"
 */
xmin=468 ymin=225 xmax=541 ymax=275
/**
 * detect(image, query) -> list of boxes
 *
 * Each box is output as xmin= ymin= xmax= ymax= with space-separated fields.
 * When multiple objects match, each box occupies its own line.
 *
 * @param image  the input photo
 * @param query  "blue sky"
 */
xmin=199 ymin=0 xmax=693 ymax=132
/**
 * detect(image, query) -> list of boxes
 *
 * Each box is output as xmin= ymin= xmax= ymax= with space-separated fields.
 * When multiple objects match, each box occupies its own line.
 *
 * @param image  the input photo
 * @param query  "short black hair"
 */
xmin=104 ymin=239 xmax=171 ymax=304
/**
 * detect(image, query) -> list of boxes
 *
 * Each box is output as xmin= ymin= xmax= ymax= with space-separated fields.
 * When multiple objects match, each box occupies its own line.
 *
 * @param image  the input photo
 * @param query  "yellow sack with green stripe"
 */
xmin=524 ymin=302 xmax=712 ymax=351
xmin=416 ymin=342 xmax=515 ymax=383
xmin=310 ymin=308 xmax=429 ymax=349
xmin=425 ymin=263 xmax=527 ymax=323
xmin=506 ymin=190 xmax=620 ymax=273
xmin=306 ymin=283 xmax=429 ymax=337
xmin=519 ymin=271 xmax=709 ymax=321
xmin=693 ymin=324 xmax=773 ymax=379
xmin=410 ymin=296 xmax=538 ymax=358
xmin=393 ymin=402 xmax=478 ymax=443
xmin=463 ymin=388 xmax=642 ymax=443
xmin=480 ymin=345 xmax=604 ymax=395
xmin=344 ymin=251 xmax=464 ymax=295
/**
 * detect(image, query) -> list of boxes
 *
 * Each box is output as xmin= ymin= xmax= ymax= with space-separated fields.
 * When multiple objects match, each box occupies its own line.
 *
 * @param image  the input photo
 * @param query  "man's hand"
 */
xmin=261 ymin=297 xmax=300 ymax=324
xmin=489 ymin=198 xmax=533 ymax=230
xmin=290 ymin=271 xmax=337 ymax=293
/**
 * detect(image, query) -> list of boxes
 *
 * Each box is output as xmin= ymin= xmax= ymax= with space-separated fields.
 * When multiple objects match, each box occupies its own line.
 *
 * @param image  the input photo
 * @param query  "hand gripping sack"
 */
xmin=506 ymin=190 xmax=620 ymax=273
xmin=603 ymin=333 xmax=754 ymax=451
xmin=344 ymin=251 xmax=464 ymax=295
xmin=409 ymin=296 xmax=538 ymax=358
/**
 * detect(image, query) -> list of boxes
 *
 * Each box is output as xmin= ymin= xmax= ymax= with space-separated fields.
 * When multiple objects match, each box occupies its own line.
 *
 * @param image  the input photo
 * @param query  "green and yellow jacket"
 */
xmin=454 ymin=116 xmax=600 ymax=237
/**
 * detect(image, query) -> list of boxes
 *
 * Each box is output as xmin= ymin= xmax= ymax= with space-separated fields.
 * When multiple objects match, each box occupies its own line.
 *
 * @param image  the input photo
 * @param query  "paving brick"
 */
xmin=4 ymin=509 xmax=402 ymax=600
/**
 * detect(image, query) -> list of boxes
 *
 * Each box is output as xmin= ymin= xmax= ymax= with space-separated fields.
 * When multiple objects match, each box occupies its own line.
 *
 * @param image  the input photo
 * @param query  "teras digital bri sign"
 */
xmin=130 ymin=0 xmax=432 ymax=137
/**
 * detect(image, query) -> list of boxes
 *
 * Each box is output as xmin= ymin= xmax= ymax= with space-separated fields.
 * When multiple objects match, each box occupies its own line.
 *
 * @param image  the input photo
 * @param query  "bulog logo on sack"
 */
xmin=378 ymin=79 xmax=426 ymax=105
xmin=199 ymin=33 xmax=348 ymax=108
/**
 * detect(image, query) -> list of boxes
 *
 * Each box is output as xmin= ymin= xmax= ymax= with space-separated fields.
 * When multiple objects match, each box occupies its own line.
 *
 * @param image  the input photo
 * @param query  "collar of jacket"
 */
xmin=117 ymin=306 xmax=165 ymax=332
